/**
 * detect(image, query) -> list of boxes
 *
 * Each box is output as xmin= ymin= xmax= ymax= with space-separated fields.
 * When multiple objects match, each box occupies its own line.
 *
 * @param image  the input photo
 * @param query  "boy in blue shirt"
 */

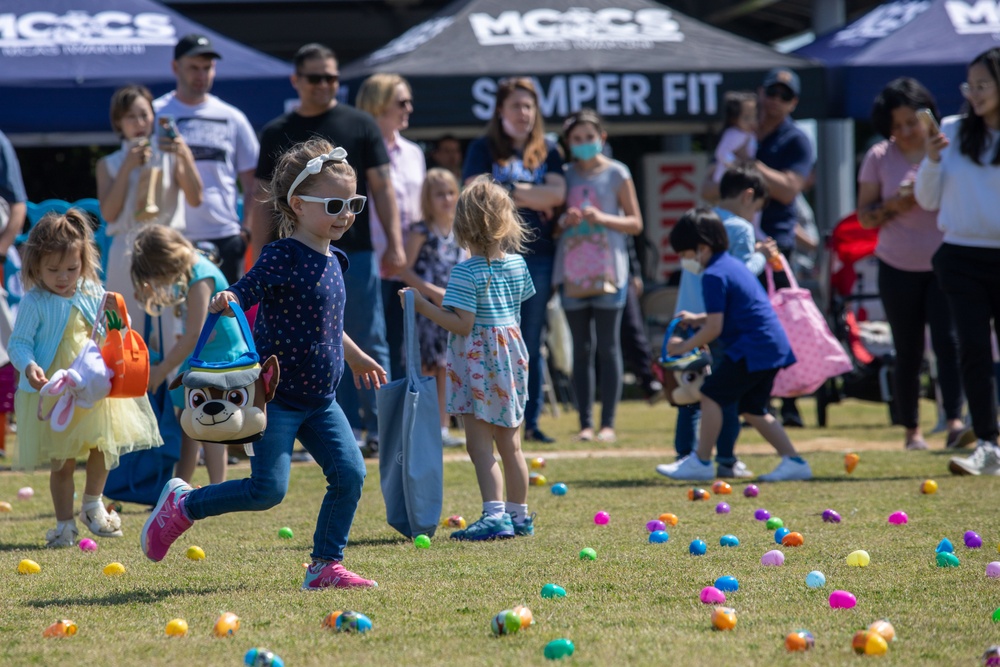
xmin=660 ymin=207 xmax=812 ymax=482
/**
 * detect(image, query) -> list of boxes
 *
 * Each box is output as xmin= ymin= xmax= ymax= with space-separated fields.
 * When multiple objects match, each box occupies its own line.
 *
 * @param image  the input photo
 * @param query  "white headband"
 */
xmin=286 ymin=146 xmax=349 ymax=205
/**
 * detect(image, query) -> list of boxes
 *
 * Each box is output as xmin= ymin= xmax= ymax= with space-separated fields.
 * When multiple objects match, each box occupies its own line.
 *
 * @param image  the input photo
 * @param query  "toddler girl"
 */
xmin=713 ymin=92 xmax=758 ymax=183
xmin=398 ymin=168 xmax=466 ymax=447
xmin=141 ymin=139 xmax=387 ymax=590
xmin=9 ymin=210 xmax=162 ymax=546
xmin=130 ymin=225 xmax=246 ymax=484
xmin=400 ymin=176 xmax=536 ymax=540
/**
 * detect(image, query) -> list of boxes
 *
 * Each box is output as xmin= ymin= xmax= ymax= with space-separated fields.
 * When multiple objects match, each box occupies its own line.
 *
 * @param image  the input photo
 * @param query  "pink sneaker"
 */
xmin=141 ymin=478 xmax=193 ymax=562
xmin=302 ymin=561 xmax=378 ymax=590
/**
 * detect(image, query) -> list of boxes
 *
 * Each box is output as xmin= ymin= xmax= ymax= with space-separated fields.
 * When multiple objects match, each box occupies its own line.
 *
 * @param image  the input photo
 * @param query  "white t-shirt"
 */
xmin=153 ymin=92 xmax=259 ymax=241
xmin=713 ymin=127 xmax=757 ymax=183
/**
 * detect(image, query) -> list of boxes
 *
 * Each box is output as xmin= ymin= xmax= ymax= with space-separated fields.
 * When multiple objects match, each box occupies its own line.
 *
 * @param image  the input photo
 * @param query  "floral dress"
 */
xmin=410 ymin=220 xmax=465 ymax=368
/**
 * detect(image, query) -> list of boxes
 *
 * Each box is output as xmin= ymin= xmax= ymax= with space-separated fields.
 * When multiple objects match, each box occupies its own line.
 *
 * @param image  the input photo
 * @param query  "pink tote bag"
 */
xmin=766 ymin=256 xmax=852 ymax=398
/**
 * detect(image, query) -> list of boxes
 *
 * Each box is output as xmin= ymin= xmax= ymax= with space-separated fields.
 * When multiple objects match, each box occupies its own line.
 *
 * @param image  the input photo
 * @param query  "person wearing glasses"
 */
xmin=154 ymin=34 xmax=259 ymax=285
xmin=754 ymin=67 xmax=815 ymax=428
xmin=917 ymin=47 xmax=1000 ymax=476
xmin=251 ymin=43 xmax=402 ymax=458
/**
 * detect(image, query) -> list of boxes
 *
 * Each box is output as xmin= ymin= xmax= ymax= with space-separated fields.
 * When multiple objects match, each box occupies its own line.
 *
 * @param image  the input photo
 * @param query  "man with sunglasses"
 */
xmin=250 ymin=43 xmax=402 ymax=457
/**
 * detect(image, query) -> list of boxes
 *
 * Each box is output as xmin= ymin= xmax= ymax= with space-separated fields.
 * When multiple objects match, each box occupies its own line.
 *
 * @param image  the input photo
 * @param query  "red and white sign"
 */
xmin=642 ymin=152 xmax=707 ymax=283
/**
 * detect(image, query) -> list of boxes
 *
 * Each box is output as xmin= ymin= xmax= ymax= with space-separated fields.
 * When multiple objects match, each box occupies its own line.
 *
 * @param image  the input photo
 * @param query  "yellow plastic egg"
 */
xmin=846 ymin=550 xmax=871 ymax=567
xmin=852 ymin=629 xmax=888 ymax=655
xmin=213 ymin=612 xmax=240 ymax=637
xmin=165 ymin=618 xmax=188 ymax=637
xmin=186 ymin=546 xmax=206 ymax=560
xmin=0 ymin=501 xmax=12 ymax=512
xmin=711 ymin=606 xmax=737 ymax=631
xmin=17 ymin=559 xmax=41 ymax=575
xmin=921 ymin=479 xmax=938 ymax=494
xmin=103 ymin=562 xmax=126 ymax=576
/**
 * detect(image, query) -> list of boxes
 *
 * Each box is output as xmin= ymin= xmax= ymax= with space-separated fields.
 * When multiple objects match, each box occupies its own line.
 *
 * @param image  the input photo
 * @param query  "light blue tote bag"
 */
xmin=376 ymin=289 xmax=443 ymax=537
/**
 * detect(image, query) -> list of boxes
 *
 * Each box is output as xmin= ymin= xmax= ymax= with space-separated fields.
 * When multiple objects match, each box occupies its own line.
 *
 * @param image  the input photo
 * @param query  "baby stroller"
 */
xmin=815 ymin=212 xmax=900 ymax=427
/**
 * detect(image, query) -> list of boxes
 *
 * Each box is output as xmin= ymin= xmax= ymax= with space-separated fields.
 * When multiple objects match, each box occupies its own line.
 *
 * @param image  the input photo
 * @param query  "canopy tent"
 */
xmin=339 ymin=0 xmax=825 ymax=133
xmin=795 ymin=0 xmax=988 ymax=120
xmin=0 ymin=0 xmax=292 ymax=137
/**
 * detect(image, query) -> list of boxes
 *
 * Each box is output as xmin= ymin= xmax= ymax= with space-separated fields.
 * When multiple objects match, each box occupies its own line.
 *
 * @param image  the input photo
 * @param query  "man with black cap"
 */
xmin=154 ymin=34 xmax=259 ymax=284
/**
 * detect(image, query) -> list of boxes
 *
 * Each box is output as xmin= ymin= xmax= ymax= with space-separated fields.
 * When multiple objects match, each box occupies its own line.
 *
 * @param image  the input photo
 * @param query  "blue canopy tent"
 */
xmin=0 ymin=0 xmax=293 ymax=136
xmin=795 ymin=0 xmax=991 ymax=120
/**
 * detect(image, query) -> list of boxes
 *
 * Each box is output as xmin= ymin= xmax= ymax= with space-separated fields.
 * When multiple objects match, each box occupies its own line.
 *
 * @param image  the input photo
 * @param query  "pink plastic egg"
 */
xmin=829 ymin=590 xmax=857 ymax=609
xmin=594 ymin=511 xmax=610 ymax=525
xmin=646 ymin=520 xmax=667 ymax=532
xmin=17 ymin=487 xmax=33 ymax=500
xmin=754 ymin=509 xmax=771 ymax=521
xmin=700 ymin=586 xmax=726 ymax=604
xmin=986 ymin=562 xmax=1000 ymax=578
xmin=743 ymin=484 xmax=759 ymax=498
xmin=887 ymin=511 xmax=908 ymax=525
xmin=761 ymin=550 xmax=785 ymax=566
xmin=78 ymin=538 xmax=98 ymax=552
xmin=715 ymin=502 xmax=731 ymax=514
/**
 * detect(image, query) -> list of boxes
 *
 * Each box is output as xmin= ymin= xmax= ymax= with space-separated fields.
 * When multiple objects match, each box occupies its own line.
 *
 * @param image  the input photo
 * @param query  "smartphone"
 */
xmin=917 ymin=108 xmax=940 ymax=135
xmin=158 ymin=115 xmax=179 ymax=140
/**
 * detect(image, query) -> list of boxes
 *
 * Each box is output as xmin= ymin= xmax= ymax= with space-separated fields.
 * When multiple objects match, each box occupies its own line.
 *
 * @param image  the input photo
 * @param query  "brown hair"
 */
xmin=21 ymin=209 xmax=101 ymax=292
xmin=454 ymin=176 xmax=531 ymax=258
xmin=487 ymin=78 xmax=548 ymax=171
xmin=109 ymin=84 xmax=154 ymax=137
xmin=561 ymin=107 xmax=606 ymax=160
xmin=130 ymin=226 xmax=197 ymax=309
xmin=269 ymin=138 xmax=358 ymax=239
xmin=420 ymin=168 xmax=460 ymax=223
xmin=356 ymin=73 xmax=410 ymax=118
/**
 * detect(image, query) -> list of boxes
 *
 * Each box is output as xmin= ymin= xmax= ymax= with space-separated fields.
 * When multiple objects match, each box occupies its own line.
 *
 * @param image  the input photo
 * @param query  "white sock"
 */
xmin=82 ymin=493 xmax=102 ymax=512
xmin=57 ymin=519 xmax=76 ymax=531
xmin=506 ymin=502 xmax=529 ymax=523
xmin=441 ymin=426 xmax=450 ymax=437
xmin=483 ymin=500 xmax=506 ymax=517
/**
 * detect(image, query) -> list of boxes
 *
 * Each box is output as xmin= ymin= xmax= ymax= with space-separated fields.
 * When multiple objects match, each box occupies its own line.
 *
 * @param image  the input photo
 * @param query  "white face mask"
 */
xmin=501 ymin=116 xmax=532 ymax=140
xmin=680 ymin=257 xmax=704 ymax=275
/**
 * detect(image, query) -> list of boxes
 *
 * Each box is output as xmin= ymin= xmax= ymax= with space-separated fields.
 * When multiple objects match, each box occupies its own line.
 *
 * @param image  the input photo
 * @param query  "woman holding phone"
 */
xmin=857 ymin=77 xmax=966 ymax=452
xmin=917 ymin=48 xmax=1000 ymax=475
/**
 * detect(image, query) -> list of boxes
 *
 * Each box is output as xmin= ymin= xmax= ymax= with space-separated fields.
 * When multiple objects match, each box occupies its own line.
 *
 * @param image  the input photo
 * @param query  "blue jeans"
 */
xmin=521 ymin=254 xmax=554 ymax=432
xmin=673 ymin=341 xmax=740 ymax=466
xmin=338 ymin=251 xmax=391 ymax=435
xmin=184 ymin=397 xmax=366 ymax=562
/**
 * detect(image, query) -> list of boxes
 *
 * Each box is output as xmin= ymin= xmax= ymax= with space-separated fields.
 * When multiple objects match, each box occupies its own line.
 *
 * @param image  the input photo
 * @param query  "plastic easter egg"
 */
xmin=102 ymin=562 xmax=125 ymax=576
xmin=245 ymin=648 xmax=285 ymax=667
xmin=544 ymin=638 xmax=575 ymax=660
xmin=993 ymin=607 xmax=1000 ymax=623
xmin=689 ymin=539 xmax=707 ymax=556
xmin=541 ymin=583 xmax=567 ymax=599
xmin=715 ymin=502 xmax=731 ymax=514
xmin=593 ymin=511 xmax=609 ymax=525
xmin=822 ymin=509 xmax=841 ymax=523
xmin=42 ymin=619 xmax=77 ymax=638
xmin=278 ymin=526 xmax=293 ymax=539
xmin=711 ymin=606 xmax=737 ymax=631
xmin=761 ymin=549 xmax=785 ymax=566
xmin=936 ymin=551 xmax=960 ymax=568
xmin=754 ymin=509 xmax=770 ymax=521
xmin=806 ymin=571 xmax=826 ymax=588
xmin=17 ymin=486 xmax=33 ymax=500
xmin=743 ymin=484 xmax=759 ymax=498
xmin=981 ymin=645 xmax=1000 ymax=667
xmin=17 ymin=559 xmax=40 ymax=575
xmin=78 ymin=538 xmax=98 ymax=552
xmin=213 ymin=612 xmax=240 ymax=637
xmin=715 ymin=576 xmax=739 ymax=592
xmin=185 ymin=545 xmax=205 ymax=560
xmin=529 ymin=472 xmax=547 ymax=486
xmin=829 ymin=590 xmax=857 ymax=609
xmin=846 ymin=550 xmax=870 ymax=567
xmin=491 ymin=609 xmax=521 ymax=636
xmin=766 ymin=517 xmax=784 ymax=530
xmin=106 ymin=501 xmax=123 ymax=514
xmin=165 ymin=618 xmax=188 ymax=637
xmin=720 ymin=534 xmax=740 ymax=547
xmin=512 ymin=605 xmax=534 ymax=629
xmin=688 ymin=488 xmax=710 ymax=501
xmin=782 ymin=532 xmax=804 ymax=547
xmin=442 ymin=515 xmax=466 ymax=529
xmin=660 ymin=513 xmax=678 ymax=526
xmin=700 ymin=586 xmax=726 ymax=604
xmin=712 ymin=480 xmax=732 ymax=495
xmin=774 ymin=527 xmax=790 ymax=544
xmin=844 ymin=452 xmax=859 ymax=473
xmin=579 ymin=547 xmax=597 ymax=561
xmin=853 ymin=629 xmax=888 ymax=655
xmin=649 ymin=530 xmax=669 ymax=544
xmin=322 ymin=611 xmax=343 ymax=629
xmin=936 ymin=538 xmax=954 ymax=553
xmin=336 ymin=610 xmax=372 ymax=634
xmin=414 ymin=534 xmax=431 ymax=549
xmin=921 ymin=479 xmax=938 ymax=494
xmin=785 ymin=629 xmax=815 ymax=652
xmin=646 ymin=519 xmax=666 ymax=532
xmin=987 ymin=562 xmax=1000 ymax=578
xmin=0 ymin=501 xmax=12 ymax=512
xmin=529 ymin=457 xmax=546 ymax=469
xmin=966 ymin=531 xmax=984 ymax=549
xmin=551 ymin=483 xmax=568 ymax=496
xmin=888 ymin=511 xmax=908 ymax=525
xmin=868 ymin=619 xmax=896 ymax=642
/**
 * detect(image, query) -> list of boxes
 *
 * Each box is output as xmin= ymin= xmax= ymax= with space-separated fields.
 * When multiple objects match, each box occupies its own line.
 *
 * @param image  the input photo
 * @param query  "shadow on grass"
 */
xmin=27 ymin=584 xmax=248 ymax=608
xmin=573 ymin=478 xmax=666 ymax=489
xmin=349 ymin=535 xmax=410 ymax=547
xmin=0 ymin=542 xmax=45 ymax=551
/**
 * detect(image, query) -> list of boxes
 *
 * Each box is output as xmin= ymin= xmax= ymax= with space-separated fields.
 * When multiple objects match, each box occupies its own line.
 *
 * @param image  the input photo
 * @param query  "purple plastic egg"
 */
xmin=646 ymin=520 xmax=667 ymax=533
xmin=761 ymin=549 xmax=785 ymax=566
xmin=594 ymin=511 xmax=610 ymax=525
xmin=965 ymin=531 xmax=983 ymax=549
xmin=822 ymin=509 xmax=841 ymax=523
xmin=887 ymin=511 xmax=908 ymax=525
xmin=743 ymin=484 xmax=759 ymax=498
xmin=699 ymin=586 xmax=726 ymax=604
xmin=829 ymin=590 xmax=857 ymax=609
xmin=716 ymin=502 xmax=731 ymax=514
xmin=754 ymin=509 xmax=771 ymax=521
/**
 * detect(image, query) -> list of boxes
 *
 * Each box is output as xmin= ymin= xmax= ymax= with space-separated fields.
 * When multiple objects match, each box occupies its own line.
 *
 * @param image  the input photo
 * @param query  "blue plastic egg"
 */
xmin=720 ymin=534 xmax=740 ymax=547
xmin=805 ymin=571 xmax=826 ymax=588
xmin=715 ymin=575 xmax=739 ymax=592
xmin=689 ymin=539 xmax=707 ymax=556
xmin=774 ymin=527 xmax=791 ymax=544
xmin=551 ymin=483 xmax=568 ymax=496
xmin=649 ymin=530 xmax=669 ymax=544
xmin=936 ymin=538 xmax=954 ymax=553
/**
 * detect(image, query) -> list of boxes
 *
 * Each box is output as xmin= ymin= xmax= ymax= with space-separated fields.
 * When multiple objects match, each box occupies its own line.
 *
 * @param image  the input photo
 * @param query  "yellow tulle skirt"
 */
xmin=12 ymin=308 xmax=163 ymax=472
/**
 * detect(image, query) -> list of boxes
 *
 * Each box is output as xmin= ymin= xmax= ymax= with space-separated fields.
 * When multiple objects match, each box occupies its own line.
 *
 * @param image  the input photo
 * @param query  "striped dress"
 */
xmin=441 ymin=254 xmax=535 ymax=427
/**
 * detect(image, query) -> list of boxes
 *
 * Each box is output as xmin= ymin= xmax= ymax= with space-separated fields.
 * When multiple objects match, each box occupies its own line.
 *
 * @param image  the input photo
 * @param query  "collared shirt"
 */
xmin=758 ymin=117 xmax=813 ymax=250
xmin=370 ymin=131 xmax=426 ymax=266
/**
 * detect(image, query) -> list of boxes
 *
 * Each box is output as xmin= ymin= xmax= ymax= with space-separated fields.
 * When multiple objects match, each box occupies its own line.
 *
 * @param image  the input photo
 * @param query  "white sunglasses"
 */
xmin=295 ymin=194 xmax=367 ymax=216
xmin=286 ymin=146 xmax=350 ymax=205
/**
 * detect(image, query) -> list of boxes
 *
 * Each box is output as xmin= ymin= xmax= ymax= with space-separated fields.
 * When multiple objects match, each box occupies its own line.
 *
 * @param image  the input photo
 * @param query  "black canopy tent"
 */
xmin=339 ymin=0 xmax=825 ymax=135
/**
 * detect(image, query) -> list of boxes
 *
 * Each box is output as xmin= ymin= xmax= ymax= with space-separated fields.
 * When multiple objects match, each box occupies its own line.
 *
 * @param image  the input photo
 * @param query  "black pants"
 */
xmin=933 ymin=243 xmax=1000 ymax=442
xmin=878 ymin=259 xmax=963 ymax=429
xmin=382 ymin=279 xmax=406 ymax=381
xmin=619 ymin=280 xmax=657 ymax=393
xmin=565 ymin=306 xmax=624 ymax=430
xmin=204 ymin=233 xmax=247 ymax=285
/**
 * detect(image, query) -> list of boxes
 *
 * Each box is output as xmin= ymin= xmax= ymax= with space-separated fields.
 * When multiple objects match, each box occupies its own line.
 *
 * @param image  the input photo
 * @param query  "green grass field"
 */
xmin=1 ymin=399 xmax=998 ymax=666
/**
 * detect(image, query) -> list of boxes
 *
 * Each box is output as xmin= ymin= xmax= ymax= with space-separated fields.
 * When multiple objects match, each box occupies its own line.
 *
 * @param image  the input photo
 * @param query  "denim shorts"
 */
xmin=560 ymin=285 xmax=627 ymax=311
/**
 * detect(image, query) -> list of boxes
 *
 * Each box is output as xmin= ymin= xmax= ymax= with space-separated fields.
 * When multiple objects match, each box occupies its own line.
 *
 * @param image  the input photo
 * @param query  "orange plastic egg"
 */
xmin=785 ymin=630 xmax=815 ymax=652
xmin=213 ymin=612 xmax=240 ymax=637
xmin=659 ymin=513 xmax=678 ymax=526
xmin=868 ymin=619 xmax=896 ymax=643
xmin=711 ymin=607 xmax=737 ymax=631
xmin=711 ymin=481 xmax=732 ymax=495
xmin=322 ymin=611 xmax=343 ymax=630
xmin=781 ymin=532 xmax=804 ymax=547
xmin=43 ymin=619 xmax=77 ymax=638
xmin=512 ymin=605 xmax=534 ymax=629
xmin=845 ymin=452 xmax=860 ymax=474
xmin=688 ymin=488 xmax=711 ymax=501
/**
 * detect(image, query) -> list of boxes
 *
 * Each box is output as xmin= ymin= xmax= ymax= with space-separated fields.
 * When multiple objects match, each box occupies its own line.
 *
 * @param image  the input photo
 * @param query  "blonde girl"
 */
xmin=398 ymin=168 xmax=466 ymax=447
xmin=399 ymin=176 xmax=536 ymax=540
xmin=142 ymin=139 xmax=387 ymax=591
xmin=131 ymin=226 xmax=247 ymax=484
xmin=9 ymin=210 xmax=162 ymax=547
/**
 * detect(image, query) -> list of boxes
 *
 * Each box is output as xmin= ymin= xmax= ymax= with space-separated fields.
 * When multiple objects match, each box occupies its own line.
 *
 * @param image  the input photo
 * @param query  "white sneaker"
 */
xmin=758 ymin=457 xmax=813 ymax=482
xmin=79 ymin=504 xmax=123 ymax=538
xmin=657 ymin=455 xmax=714 ymax=481
xmin=949 ymin=442 xmax=1000 ymax=476
xmin=717 ymin=460 xmax=754 ymax=478
xmin=45 ymin=522 xmax=78 ymax=548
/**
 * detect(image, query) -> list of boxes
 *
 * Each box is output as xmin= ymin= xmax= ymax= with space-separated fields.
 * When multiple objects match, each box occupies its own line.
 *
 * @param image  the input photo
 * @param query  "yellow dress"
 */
xmin=12 ymin=308 xmax=163 ymax=472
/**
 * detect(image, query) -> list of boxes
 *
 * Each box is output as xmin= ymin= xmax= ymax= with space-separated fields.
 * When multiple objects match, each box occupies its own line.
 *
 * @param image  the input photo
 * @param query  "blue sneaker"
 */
xmin=450 ymin=513 xmax=515 ymax=541
xmin=513 ymin=512 xmax=536 ymax=537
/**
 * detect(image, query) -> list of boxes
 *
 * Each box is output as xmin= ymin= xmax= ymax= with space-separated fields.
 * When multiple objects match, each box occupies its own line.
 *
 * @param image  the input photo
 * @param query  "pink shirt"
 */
xmin=859 ymin=139 xmax=943 ymax=272
xmin=370 ymin=131 xmax=426 ymax=274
